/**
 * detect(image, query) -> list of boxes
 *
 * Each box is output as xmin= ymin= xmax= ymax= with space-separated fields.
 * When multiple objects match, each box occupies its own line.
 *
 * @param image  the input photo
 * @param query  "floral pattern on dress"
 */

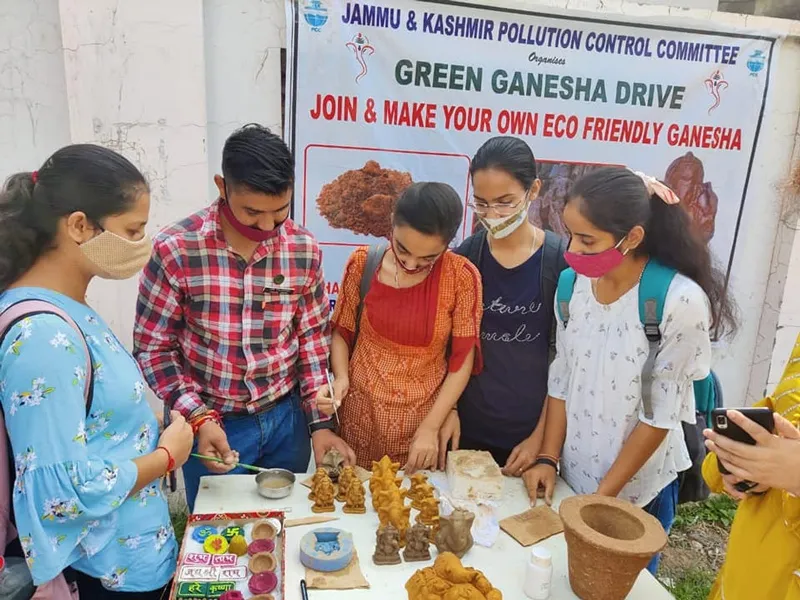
xmin=548 ymin=273 xmax=712 ymax=507
xmin=42 ymin=498 xmax=82 ymax=522
xmin=0 ymin=288 xmax=177 ymax=591
xmin=5 ymin=318 xmax=32 ymax=356
xmin=14 ymin=447 xmax=37 ymax=494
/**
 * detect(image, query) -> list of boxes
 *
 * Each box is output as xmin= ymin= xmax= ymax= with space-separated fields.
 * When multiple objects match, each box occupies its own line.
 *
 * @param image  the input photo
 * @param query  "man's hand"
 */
xmin=196 ymin=421 xmax=239 ymax=474
xmin=437 ymin=411 xmax=460 ymax=471
xmin=503 ymin=435 xmax=541 ymax=477
xmin=406 ymin=424 xmax=438 ymax=475
xmin=704 ymin=411 xmax=800 ymax=495
xmin=314 ymin=378 xmax=350 ymax=417
xmin=311 ymin=429 xmax=356 ymax=467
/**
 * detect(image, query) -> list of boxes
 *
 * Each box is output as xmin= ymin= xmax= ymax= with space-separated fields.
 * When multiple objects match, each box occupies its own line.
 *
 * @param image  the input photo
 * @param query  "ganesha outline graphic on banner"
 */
xmin=346 ymin=32 xmax=375 ymax=83
xmin=704 ymin=69 xmax=729 ymax=115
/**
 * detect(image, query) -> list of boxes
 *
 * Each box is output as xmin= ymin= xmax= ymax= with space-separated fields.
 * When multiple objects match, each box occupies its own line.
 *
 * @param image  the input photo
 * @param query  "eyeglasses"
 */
xmin=468 ymin=197 xmax=526 ymax=217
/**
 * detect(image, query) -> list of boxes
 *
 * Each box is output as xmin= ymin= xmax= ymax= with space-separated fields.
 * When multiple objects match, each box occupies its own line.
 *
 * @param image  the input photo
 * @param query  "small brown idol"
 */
xmin=373 ymin=523 xmax=402 ymax=566
xmin=403 ymin=522 xmax=432 ymax=563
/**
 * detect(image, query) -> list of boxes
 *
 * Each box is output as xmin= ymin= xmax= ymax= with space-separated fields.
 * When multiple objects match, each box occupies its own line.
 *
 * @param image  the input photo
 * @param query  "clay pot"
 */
xmin=252 ymin=520 xmax=278 ymax=541
xmin=248 ymin=538 xmax=276 ymax=556
xmin=249 ymin=552 xmax=277 ymax=574
xmin=559 ymin=495 xmax=667 ymax=600
xmin=248 ymin=571 xmax=278 ymax=595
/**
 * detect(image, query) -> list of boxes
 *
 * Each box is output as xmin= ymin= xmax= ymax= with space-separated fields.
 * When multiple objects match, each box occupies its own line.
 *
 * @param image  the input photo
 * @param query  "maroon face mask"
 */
xmin=564 ymin=239 xmax=627 ymax=279
xmin=219 ymin=199 xmax=282 ymax=243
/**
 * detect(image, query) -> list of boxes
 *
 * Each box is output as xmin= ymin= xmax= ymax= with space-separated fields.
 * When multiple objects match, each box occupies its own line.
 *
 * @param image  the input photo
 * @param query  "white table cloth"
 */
xmin=193 ymin=473 xmax=674 ymax=600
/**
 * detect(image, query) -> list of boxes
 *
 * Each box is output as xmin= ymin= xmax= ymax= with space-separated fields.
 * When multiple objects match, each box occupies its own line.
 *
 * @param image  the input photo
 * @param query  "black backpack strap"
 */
xmin=540 ymin=230 xmax=569 ymax=361
xmin=453 ymin=229 xmax=487 ymax=269
xmin=353 ymin=244 xmax=386 ymax=348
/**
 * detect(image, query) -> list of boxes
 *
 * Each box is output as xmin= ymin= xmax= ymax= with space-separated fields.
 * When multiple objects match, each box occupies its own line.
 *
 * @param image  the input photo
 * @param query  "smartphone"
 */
xmin=712 ymin=407 xmax=775 ymax=475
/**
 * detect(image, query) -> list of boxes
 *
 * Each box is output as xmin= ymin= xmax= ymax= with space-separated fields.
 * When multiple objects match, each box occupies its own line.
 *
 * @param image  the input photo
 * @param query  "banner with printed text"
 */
xmin=286 ymin=0 xmax=775 ymax=306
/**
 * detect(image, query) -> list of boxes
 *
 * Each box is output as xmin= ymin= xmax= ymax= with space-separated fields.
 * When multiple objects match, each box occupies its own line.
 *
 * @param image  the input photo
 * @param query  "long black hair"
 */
xmin=0 ymin=144 xmax=148 ymax=292
xmin=393 ymin=182 xmax=463 ymax=244
xmin=568 ymin=167 xmax=737 ymax=338
xmin=470 ymin=136 xmax=538 ymax=189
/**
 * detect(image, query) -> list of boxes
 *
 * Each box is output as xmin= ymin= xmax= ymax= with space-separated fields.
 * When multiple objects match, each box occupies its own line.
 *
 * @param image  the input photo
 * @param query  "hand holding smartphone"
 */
xmin=712 ymin=407 xmax=775 ymax=477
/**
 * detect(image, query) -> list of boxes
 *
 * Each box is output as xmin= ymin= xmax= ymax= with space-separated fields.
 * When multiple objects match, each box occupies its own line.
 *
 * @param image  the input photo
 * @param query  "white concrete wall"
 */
xmin=636 ymin=0 xmax=719 ymax=10
xmin=1 ymin=0 xmax=799 ymax=415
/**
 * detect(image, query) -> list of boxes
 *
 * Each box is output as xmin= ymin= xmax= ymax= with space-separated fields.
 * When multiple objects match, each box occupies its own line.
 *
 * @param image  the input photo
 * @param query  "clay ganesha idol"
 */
xmin=405 ymin=552 xmax=502 ymax=600
xmin=434 ymin=508 xmax=474 ymax=559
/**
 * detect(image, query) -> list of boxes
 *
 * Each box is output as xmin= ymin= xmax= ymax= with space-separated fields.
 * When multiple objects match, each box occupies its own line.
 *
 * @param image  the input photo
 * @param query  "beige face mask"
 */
xmin=80 ymin=231 xmax=152 ymax=280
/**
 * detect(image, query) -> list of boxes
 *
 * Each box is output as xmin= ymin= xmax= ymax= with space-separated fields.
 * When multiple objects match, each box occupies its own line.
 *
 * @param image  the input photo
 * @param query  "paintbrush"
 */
xmin=190 ymin=453 xmax=268 ymax=474
xmin=325 ymin=369 xmax=339 ymax=424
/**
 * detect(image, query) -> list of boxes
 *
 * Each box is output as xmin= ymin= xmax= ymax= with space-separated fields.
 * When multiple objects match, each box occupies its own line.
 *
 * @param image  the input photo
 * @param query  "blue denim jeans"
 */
xmin=182 ymin=389 xmax=311 ymax=511
xmin=643 ymin=478 xmax=679 ymax=575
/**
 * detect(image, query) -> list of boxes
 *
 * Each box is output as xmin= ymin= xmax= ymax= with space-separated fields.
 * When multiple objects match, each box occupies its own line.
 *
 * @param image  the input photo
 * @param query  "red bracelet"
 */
xmin=189 ymin=410 xmax=223 ymax=435
xmin=156 ymin=446 xmax=175 ymax=474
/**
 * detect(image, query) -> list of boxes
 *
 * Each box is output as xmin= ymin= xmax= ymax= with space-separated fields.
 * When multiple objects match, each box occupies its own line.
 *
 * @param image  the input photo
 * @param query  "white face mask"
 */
xmin=479 ymin=197 xmax=531 ymax=239
xmin=80 ymin=231 xmax=152 ymax=280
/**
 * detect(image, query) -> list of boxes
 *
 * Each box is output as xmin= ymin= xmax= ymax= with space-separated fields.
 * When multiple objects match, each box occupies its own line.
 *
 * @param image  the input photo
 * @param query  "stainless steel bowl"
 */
xmin=255 ymin=468 xmax=296 ymax=499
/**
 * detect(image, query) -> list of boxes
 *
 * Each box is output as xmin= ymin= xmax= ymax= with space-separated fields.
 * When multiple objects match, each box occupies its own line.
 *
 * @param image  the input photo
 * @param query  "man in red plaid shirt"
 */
xmin=133 ymin=124 xmax=354 ymax=510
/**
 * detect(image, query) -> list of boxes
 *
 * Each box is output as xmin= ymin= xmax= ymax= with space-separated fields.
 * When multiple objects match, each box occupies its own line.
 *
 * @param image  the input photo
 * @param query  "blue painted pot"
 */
xmin=299 ymin=528 xmax=355 ymax=572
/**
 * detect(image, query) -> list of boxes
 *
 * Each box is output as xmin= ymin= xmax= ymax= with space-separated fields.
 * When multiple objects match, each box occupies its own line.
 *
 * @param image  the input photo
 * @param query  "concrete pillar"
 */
xmin=57 ymin=0 xmax=211 ymax=344
xmin=203 ymin=0 xmax=286 ymax=199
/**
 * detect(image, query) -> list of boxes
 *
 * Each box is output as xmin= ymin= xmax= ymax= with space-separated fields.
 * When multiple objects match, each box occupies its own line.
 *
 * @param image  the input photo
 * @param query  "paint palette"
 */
xmin=169 ymin=512 xmax=285 ymax=600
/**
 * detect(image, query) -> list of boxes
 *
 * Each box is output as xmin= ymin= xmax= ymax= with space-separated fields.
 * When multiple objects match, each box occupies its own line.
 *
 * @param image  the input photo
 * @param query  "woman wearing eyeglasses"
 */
xmin=453 ymin=137 xmax=568 ymax=476
xmin=317 ymin=182 xmax=482 ymax=473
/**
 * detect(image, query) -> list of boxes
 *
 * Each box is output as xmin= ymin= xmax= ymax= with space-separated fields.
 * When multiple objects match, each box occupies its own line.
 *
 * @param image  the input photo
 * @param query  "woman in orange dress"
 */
xmin=319 ymin=182 xmax=482 ymax=472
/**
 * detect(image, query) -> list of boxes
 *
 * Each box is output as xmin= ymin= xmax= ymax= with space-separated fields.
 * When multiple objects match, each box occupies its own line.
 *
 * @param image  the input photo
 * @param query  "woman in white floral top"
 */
xmin=524 ymin=167 xmax=737 ymax=574
xmin=0 ymin=145 xmax=193 ymax=597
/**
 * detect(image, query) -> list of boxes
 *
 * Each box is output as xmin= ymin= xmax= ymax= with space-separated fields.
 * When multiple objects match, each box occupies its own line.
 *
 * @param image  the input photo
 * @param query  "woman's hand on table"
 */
xmin=196 ymin=420 xmax=239 ymax=474
xmin=406 ymin=425 xmax=439 ymax=474
xmin=158 ymin=411 xmax=195 ymax=469
xmin=315 ymin=377 xmax=349 ymax=417
xmin=503 ymin=435 xmax=541 ymax=477
xmin=704 ymin=411 xmax=800 ymax=496
xmin=437 ymin=410 xmax=461 ymax=470
xmin=523 ymin=463 xmax=556 ymax=506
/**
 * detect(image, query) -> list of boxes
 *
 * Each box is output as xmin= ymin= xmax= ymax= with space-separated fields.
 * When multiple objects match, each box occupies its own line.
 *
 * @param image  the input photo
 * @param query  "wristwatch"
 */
xmin=309 ymin=419 xmax=337 ymax=435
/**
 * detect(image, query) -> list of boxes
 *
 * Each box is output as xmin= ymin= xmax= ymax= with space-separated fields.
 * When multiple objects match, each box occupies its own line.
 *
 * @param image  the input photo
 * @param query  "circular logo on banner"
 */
xmin=747 ymin=50 xmax=766 ymax=76
xmin=303 ymin=0 xmax=329 ymax=32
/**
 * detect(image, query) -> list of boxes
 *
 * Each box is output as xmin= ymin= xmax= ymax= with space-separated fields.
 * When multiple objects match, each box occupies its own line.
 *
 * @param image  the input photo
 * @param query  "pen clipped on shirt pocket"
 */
xmin=261 ymin=286 xmax=296 ymax=309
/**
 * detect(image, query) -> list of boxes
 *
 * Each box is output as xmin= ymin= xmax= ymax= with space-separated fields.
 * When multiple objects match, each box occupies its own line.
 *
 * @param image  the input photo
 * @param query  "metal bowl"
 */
xmin=255 ymin=468 xmax=295 ymax=499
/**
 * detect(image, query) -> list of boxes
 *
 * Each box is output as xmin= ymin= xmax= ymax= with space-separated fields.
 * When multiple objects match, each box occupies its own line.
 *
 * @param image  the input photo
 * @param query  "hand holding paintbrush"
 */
xmin=315 ymin=370 xmax=349 ymax=419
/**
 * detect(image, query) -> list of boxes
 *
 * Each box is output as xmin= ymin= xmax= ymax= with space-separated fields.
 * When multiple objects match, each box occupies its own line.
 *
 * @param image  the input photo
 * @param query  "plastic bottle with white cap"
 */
xmin=523 ymin=545 xmax=553 ymax=599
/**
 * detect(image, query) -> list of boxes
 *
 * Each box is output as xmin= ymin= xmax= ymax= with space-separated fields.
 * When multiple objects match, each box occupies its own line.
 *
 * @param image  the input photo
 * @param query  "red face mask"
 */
xmin=219 ymin=199 xmax=282 ymax=243
xmin=564 ymin=239 xmax=627 ymax=278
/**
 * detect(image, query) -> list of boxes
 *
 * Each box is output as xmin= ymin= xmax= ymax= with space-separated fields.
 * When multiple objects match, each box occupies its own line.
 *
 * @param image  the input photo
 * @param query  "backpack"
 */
xmin=353 ymin=244 xmax=387 ymax=349
xmin=454 ymin=229 xmax=569 ymax=360
xmin=555 ymin=260 xmax=721 ymax=504
xmin=0 ymin=300 xmax=92 ymax=599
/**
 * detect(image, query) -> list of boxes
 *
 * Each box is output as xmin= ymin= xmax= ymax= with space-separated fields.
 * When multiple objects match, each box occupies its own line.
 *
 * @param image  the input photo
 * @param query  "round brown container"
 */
xmin=559 ymin=495 xmax=667 ymax=600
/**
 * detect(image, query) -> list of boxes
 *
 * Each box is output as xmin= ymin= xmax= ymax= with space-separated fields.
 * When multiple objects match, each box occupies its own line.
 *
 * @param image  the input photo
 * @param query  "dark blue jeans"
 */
xmin=182 ymin=389 xmax=311 ymax=512
xmin=643 ymin=478 xmax=679 ymax=575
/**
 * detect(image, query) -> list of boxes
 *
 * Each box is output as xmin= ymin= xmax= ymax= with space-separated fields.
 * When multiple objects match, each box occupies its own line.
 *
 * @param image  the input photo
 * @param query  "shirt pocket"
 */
xmin=260 ymin=291 xmax=299 ymax=345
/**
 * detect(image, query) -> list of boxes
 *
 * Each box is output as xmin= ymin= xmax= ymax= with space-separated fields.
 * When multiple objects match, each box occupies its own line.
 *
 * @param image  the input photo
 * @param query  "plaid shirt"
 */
xmin=133 ymin=200 xmax=332 ymax=429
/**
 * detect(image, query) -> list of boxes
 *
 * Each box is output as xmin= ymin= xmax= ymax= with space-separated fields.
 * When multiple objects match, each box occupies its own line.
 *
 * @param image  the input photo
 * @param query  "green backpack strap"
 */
xmin=556 ymin=268 xmax=577 ymax=327
xmin=638 ymin=260 xmax=678 ymax=420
